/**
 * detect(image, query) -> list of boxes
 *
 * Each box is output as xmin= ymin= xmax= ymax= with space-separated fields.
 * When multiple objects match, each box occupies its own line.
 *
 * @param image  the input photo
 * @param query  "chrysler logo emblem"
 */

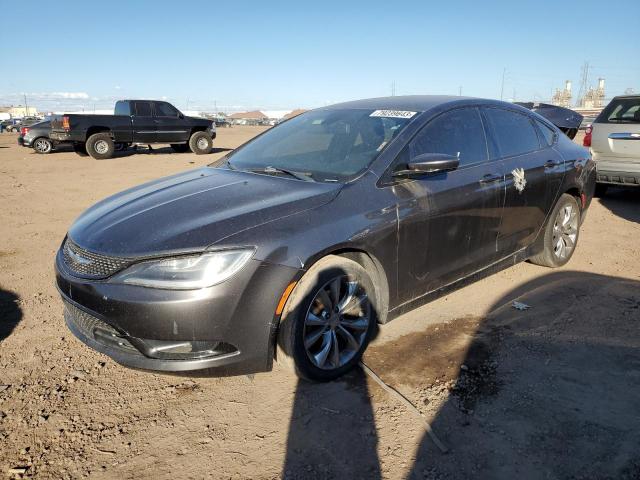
xmin=66 ymin=246 xmax=93 ymax=266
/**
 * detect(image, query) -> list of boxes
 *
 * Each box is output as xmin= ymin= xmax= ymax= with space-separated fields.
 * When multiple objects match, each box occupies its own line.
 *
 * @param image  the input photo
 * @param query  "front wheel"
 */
xmin=277 ymin=256 xmax=377 ymax=381
xmin=188 ymin=131 xmax=213 ymax=155
xmin=33 ymin=137 xmax=53 ymax=154
xmin=529 ymin=193 xmax=581 ymax=268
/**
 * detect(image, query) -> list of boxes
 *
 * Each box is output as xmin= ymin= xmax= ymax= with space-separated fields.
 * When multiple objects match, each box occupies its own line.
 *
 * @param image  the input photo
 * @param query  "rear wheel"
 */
xmin=33 ymin=137 xmax=53 ymax=154
xmin=529 ymin=193 xmax=581 ymax=268
xmin=86 ymin=133 xmax=115 ymax=159
xmin=170 ymin=143 xmax=190 ymax=153
xmin=277 ymin=256 xmax=377 ymax=381
xmin=188 ymin=131 xmax=212 ymax=155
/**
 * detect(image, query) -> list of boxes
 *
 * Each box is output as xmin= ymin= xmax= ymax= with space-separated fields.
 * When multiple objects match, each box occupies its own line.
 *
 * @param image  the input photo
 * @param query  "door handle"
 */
xmin=608 ymin=132 xmax=640 ymax=141
xmin=479 ymin=173 xmax=502 ymax=184
xmin=544 ymin=160 xmax=560 ymax=168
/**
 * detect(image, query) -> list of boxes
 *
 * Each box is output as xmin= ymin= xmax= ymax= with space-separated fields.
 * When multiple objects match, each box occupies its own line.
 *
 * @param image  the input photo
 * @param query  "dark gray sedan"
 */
xmin=18 ymin=120 xmax=55 ymax=153
xmin=55 ymin=96 xmax=595 ymax=381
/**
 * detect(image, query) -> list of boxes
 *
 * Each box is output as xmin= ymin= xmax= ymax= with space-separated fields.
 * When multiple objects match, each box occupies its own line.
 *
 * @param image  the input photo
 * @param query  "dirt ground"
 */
xmin=0 ymin=128 xmax=638 ymax=479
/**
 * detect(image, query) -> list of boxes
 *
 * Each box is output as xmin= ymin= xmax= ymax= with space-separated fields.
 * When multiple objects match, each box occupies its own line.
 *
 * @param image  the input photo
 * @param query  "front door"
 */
xmin=482 ymin=107 xmax=559 ymax=254
xmin=394 ymin=107 xmax=505 ymax=304
xmin=131 ymin=101 xmax=156 ymax=144
xmin=153 ymin=102 xmax=190 ymax=143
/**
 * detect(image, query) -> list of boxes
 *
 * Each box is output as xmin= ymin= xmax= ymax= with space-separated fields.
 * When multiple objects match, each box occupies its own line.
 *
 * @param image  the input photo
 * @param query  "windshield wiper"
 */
xmin=250 ymin=166 xmax=315 ymax=182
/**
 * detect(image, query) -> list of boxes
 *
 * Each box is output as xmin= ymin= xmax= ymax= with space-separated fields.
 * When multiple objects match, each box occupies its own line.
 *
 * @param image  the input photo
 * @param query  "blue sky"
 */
xmin=1 ymin=0 xmax=638 ymax=113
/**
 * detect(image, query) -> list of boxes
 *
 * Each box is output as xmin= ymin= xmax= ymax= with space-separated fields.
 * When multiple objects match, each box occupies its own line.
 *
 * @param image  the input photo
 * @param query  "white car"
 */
xmin=585 ymin=95 xmax=640 ymax=195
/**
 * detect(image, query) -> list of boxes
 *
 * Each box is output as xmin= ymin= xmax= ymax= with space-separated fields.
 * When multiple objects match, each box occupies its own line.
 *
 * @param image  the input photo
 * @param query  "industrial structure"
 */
xmin=579 ymin=78 xmax=606 ymax=109
xmin=552 ymin=81 xmax=573 ymax=108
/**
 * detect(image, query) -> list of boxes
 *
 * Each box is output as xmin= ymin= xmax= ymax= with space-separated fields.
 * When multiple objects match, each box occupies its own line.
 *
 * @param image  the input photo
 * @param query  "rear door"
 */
xmin=131 ymin=101 xmax=156 ymax=143
xmin=153 ymin=102 xmax=190 ymax=143
xmin=394 ymin=107 xmax=505 ymax=303
xmin=591 ymin=97 xmax=640 ymax=184
xmin=482 ymin=107 xmax=557 ymax=255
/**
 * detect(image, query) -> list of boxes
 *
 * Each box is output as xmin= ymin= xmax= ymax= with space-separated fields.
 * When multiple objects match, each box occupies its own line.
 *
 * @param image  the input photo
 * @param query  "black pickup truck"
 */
xmin=50 ymin=100 xmax=216 ymax=159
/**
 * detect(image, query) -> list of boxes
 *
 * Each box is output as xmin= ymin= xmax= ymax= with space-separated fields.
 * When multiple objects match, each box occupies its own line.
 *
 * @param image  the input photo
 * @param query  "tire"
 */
xmin=73 ymin=143 xmax=88 ymax=157
xmin=529 ymin=193 xmax=581 ymax=268
xmin=86 ymin=132 xmax=115 ymax=159
xmin=277 ymin=255 xmax=378 ymax=382
xmin=33 ymin=137 xmax=53 ymax=154
xmin=171 ymin=143 xmax=190 ymax=153
xmin=594 ymin=183 xmax=608 ymax=197
xmin=188 ymin=131 xmax=213 ymax=155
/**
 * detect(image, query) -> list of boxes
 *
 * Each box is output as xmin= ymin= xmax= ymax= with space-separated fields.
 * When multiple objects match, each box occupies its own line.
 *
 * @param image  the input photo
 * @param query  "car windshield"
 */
xmin=224 ymin=109 xmax=414 ymax=182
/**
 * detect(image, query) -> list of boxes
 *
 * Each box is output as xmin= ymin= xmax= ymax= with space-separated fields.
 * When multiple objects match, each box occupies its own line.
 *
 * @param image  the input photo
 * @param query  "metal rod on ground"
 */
xmin=359 ymin=361 xmax=449 ymax=454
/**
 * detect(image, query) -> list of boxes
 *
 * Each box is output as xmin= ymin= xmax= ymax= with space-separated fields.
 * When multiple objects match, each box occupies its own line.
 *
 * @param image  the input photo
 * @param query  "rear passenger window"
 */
xmin=600 ymin=98 xmax=640 ymax=124
xmin=134 ymin=102 xmax=152 ymax=116
xmin=155 ymin=102 xmax=179 ymax=117
xmin=411 ymin=108 xmax=488 ymax=167
xmin=483 ymin=108 xmax=540 ymax=157
xmin=536 ymin=120 xmax=556 ymax=146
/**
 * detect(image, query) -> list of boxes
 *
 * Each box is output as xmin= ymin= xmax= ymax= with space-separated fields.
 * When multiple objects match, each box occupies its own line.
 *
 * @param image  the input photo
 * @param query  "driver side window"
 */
xmin=410 ymin=107 xmax=488 ymax=168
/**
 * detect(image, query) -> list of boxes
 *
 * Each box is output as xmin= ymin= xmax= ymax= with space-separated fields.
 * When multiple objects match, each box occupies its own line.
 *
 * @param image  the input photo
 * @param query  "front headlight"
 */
xmin=110 ymin=249 xmax=254 ymax=290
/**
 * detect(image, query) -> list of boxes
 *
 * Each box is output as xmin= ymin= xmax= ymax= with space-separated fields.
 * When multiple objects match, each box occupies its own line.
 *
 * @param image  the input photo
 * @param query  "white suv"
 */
xmin=585 ymin=95 xmax=640 ymax=195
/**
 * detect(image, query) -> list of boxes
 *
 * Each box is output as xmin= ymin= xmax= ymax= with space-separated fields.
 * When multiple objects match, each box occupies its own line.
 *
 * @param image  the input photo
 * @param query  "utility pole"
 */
xmin=23 ymin=93 xmax=29 ymax=116
xmin=576 ymin=61 xmax=590 ymax=107
xmin=391 ymin=81 xmax=396 ymax=96
xmin=458 ymin=86 xmax=462 ymax=96
xmin=500 ymin=68 xmax=506 ymax=101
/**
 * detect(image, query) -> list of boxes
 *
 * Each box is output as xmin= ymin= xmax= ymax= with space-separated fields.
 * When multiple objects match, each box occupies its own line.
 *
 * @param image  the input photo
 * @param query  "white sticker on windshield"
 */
xmin=370 ymin=110 xmax=417 ymax=119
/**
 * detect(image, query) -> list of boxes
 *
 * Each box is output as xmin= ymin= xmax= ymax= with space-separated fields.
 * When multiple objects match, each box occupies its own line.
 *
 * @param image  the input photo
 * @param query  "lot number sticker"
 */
xmin=370 ymin=110 xmax=417 ymax=119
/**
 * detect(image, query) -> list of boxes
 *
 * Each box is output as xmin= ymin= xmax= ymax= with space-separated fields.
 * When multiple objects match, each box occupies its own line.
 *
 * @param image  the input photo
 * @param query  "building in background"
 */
xmin=227 ymin=110 xmax=269 ymax=125
xmin=0 ymin=105 xmax=39 ymax=118
xmin=282 ymin=109 xmax=307 ymax=120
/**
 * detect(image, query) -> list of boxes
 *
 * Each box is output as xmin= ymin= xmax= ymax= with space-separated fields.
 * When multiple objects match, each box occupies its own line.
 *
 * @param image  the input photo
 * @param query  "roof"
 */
xmin=227 ymin=110 xmax=268 ymax=120
xmin=325 ymin=95 xmax=475 ymax=112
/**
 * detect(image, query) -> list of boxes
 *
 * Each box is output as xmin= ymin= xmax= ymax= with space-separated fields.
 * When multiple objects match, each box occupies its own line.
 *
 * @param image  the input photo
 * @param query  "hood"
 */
xmin=515 ymin=102 xmax=583 ymax=139
xmin=68 ymin=167 xmax=341 ymax=257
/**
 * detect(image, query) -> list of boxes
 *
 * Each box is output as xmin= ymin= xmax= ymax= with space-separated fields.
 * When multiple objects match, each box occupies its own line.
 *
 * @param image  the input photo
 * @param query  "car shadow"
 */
xmin=110 ymin=146 xmax=233 ymax=158
xmin=392 ymin=271 xmax=640 ymax=479
xmin=281 ymin=265 xmax=383 ymax=479
xmin=0 ymin=288 xmax=22 ymax=343
xmin=598 ymin=187 xmax=640 ymax=224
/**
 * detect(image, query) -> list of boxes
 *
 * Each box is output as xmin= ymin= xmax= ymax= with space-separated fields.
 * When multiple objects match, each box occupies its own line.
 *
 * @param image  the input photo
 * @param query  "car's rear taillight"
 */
xmin=20 ymin=127 xmax=29 ymax=136
xmin=62 ymin=116 xmax=70 ymax=131
xmin=583 ymin=125 xmax=592 ymax=147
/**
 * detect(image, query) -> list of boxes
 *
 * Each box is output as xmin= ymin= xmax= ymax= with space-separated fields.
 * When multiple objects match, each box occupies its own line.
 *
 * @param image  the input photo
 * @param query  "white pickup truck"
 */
xmin=584 ymin=95 xmax=640 ymax=195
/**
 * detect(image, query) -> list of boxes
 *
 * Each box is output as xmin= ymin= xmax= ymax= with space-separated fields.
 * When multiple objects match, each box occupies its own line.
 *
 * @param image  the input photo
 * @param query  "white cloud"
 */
xmin=48 ymin=92 xmax=90 ymax=99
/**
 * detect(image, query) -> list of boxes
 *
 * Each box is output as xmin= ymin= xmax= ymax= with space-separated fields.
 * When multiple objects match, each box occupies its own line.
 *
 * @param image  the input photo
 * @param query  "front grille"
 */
xmin=63 ymin=301 xmax=138 ymax=353
xmin=62 ymin=238 xmax=131 ymax=279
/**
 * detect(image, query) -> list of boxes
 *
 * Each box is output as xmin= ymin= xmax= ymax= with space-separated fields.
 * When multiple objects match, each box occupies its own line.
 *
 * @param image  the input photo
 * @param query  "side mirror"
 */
xmin=393 ymin=153 xmax=459 ymax=177
xmin=178 ymin=113 xmax=185 ymax=119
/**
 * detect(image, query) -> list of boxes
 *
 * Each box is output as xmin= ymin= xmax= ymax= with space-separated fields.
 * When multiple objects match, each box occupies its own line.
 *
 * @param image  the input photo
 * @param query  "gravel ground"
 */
xmin=0 ymin=128 xmax=638 ymax=479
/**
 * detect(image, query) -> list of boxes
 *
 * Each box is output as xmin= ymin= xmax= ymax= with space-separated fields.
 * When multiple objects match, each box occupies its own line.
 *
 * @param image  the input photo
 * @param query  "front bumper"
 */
xmin=55 ymin=248 xmax=300 ymax=374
